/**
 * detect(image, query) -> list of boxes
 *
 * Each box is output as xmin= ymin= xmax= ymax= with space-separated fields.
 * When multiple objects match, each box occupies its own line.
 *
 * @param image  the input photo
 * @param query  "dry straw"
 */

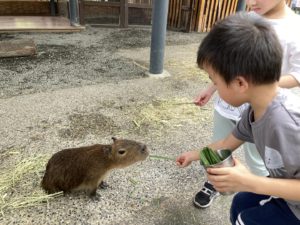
xmin=133 ymin=97 xmax=210 ymax=131
xmin=0 ymin=154 xmax=62 ymax=217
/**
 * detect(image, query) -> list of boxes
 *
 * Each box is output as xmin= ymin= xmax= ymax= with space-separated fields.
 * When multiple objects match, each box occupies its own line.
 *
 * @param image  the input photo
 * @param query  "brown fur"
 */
xmin=41 ymin=137 xmax=148 ymax=197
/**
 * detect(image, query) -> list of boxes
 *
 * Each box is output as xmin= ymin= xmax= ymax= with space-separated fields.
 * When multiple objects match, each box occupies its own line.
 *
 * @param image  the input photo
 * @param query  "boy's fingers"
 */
xmin=207 ymin=167 xmax=230 ymax=175
xmin=233 ymin=157 xmax=240 ymax=165
xmin=176 ymin=157 xmax=186 ymax=167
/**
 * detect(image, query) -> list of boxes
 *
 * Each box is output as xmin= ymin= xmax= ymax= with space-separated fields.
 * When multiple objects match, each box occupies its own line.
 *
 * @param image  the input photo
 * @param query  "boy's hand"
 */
xmin=206 ymin=158 xmax=255 ymax=193
xmin=176 ymin=151 xmax=199 ymax=168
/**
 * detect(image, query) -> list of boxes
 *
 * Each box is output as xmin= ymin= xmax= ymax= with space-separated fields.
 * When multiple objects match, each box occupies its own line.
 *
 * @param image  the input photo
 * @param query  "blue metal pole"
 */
xmin=69 ymin=0 xmax=79 ymax=26
xmin=149 ymin=0 xmax=169 ymax=75
xmin=236 ymin=0 xmax=247 ymax=12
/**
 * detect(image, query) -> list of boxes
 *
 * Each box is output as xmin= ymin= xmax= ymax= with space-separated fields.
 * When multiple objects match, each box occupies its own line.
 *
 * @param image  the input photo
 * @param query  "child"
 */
xmin=176 ymin=13 xmax=300 ymax=224
xmin=193 ymin=0 xmax=300 ymax=208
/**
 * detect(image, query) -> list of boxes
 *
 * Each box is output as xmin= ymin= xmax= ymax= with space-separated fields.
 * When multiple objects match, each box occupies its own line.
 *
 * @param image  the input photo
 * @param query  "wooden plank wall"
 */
xmin=0 ymin=1 xmax=52 ymax=16
xmin=168 ymin=0 xmax=191 ymax=32
xmin=81 ymin=0 xmax=152 ymax=25
xmin=168 ymin=0 xmax=238 ymax=32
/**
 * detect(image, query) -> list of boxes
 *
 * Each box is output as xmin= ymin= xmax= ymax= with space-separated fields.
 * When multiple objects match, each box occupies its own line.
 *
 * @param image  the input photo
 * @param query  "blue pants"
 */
xmin=230 ymin=192 xmax=300 ymax=225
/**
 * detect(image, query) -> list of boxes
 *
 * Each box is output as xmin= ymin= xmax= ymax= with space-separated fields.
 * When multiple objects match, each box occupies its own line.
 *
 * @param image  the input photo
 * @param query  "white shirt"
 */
xmin=215 ymin=12 xmax=300 ymax=121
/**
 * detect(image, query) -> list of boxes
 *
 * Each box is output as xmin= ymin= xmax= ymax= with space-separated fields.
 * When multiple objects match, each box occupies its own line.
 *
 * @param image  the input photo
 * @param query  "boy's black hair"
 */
xmin=197 ymin=13 xmax=282 ymax=85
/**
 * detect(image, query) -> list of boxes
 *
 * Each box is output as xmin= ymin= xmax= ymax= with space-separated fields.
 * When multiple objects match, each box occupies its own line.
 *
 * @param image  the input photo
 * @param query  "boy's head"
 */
xmin=246 ymin=0 xmax=287 ymax=17
xmin=197 ymin=13 xmax=282 ymax=106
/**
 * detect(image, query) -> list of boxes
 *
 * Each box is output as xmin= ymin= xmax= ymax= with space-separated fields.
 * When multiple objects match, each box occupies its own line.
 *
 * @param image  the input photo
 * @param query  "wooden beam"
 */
xmin=128 ymin=3 xmax=152 ymax=9
xmin=0 ymin=39 xmax=36 ymax=58
xmin=83 ymin=2 xmax=120 ymax=7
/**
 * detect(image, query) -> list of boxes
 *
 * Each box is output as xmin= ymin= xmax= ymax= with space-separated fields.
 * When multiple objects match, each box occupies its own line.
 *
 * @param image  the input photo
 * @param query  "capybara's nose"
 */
xmin=141 ymin=144 xmax=147 ymax=153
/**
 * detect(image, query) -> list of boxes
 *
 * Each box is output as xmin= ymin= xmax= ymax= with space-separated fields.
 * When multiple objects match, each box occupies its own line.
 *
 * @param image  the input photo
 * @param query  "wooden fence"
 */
xmin=80 ymin=0 xmax=152 ymax=26
xmin=168 ymin=0 xmax=238 ymax=32
xmin=83 ymin=0 xmax=239 ymax=31
xmin=0 ymin=0 xmax=295 ymax=32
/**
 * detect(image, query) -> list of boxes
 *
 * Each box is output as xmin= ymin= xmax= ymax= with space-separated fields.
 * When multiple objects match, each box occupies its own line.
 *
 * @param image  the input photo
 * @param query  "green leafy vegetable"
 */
xmin=200 ymin=147 xmax=223 ymax=166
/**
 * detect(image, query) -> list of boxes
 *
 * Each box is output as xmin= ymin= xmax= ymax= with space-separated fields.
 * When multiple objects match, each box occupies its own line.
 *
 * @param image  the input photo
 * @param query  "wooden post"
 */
xmin=197 ymin=0 xmax=205 ymax=32
xmin=191 ymin=0 xmax=199 ymax=31
xmin=120 ymin=0 xmax=128 ymax=28
xmin=79 ymin=0 xmax=85 ymax=25
xmin=177 ymin=0 xmax=183 ymax=28
xmin=207 ymin=0 xmax=214 ymax=31
xmin=186 ymin=0 xmax=195 ymax=32
xmin=211 ymin=0 xmax=219 ymax=27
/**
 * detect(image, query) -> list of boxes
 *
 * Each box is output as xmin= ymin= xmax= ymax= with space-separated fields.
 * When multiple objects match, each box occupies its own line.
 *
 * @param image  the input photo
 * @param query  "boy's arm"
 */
xmin=176 ymin=133 xmax=243 ymax=168
xmin=207 ymin=161 xmax=300 ymax=201
xmin=208 ymin=133 xmax=244 ymax=153
xmin=252 ymin=176 xmax=300 ymax=201
xmin=208 ymin=110 xmax=300 ymax=201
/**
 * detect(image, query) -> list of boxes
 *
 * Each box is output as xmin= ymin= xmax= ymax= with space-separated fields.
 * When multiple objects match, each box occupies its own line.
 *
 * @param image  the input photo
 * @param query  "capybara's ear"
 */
xmin=112 ymin=137 xmax=117 ymax=143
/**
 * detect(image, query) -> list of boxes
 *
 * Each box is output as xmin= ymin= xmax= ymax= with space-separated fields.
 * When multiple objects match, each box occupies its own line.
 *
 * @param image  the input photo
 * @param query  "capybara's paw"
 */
xmin=99 ymin=181 xmax=109 ymax=189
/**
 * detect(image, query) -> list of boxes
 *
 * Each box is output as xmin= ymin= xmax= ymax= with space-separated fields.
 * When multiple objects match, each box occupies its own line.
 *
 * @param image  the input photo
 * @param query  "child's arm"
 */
xmin=207 ymin=159 xmax=300 ymax=201
xmin=279 ymin=37 xmax=300 ymax=88
xmin=176 ymin=133 xmax=243 ymax=167
xmin=253 ymin=175 xmax=300 ymax=201
xmin=194 ymin=83 xmax=217 ymax=106
xmin=279 ymin=75 xmax=300 ymax=88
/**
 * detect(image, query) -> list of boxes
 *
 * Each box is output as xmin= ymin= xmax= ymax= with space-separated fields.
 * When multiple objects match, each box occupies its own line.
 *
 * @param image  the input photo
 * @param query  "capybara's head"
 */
xmin=110 ymin=137 xmax=149 ymax=168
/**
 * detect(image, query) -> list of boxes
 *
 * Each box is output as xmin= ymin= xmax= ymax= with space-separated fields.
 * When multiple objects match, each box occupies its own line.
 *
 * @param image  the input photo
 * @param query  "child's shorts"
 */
xmin=230 ymin=192 xmax=300 ymax=225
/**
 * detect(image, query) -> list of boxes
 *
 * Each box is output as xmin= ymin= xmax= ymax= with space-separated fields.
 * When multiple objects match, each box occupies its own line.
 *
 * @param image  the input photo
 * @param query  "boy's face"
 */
xmin=204 ymin=65 xmax=247 ymax=107
xmin=246 ymin=0 xmax=285 ymax=16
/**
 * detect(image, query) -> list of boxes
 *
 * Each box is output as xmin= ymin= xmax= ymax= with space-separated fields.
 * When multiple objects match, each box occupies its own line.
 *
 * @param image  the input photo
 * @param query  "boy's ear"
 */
xmin=234 ymin=76 xmax=249 ymax=92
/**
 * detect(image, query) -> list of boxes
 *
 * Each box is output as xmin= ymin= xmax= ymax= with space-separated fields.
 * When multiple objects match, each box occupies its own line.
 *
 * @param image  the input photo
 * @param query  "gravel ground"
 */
xmin=0 ymin=26 xmax=255 ymax=225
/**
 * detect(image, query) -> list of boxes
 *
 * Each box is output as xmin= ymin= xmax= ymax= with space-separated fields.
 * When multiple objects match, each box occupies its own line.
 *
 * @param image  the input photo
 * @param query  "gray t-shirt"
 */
xmin=232 ymin=88 xmax=300 ymax=219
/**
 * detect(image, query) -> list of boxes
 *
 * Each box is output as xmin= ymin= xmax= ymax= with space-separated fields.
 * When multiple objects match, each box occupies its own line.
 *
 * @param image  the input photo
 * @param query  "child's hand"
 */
xmin=194 ymin=85 xmax=216 ymax=106
xmin=206 ymin=158 xmax=255 ymax=193
xmin=176 ymin=151 xmax=198 ymax=168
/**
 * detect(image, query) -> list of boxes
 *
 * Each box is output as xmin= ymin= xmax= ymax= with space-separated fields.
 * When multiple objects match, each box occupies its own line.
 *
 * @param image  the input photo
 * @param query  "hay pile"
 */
xmin=0 ymin=153 xmax=62 ymax=217
xmin=166 ymin=59 xmax=210 ymax=81
xmin=133 ymin=97 xmax=210 ymax=132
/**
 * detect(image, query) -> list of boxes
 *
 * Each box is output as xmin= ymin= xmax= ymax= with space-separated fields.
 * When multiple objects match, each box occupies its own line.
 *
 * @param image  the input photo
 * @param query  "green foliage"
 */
xmin=200 ymin=147 xmax=223 ymax=166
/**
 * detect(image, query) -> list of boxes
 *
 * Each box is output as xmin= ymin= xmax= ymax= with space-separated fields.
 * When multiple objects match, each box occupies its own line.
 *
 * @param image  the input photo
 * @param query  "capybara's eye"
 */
xmin=118 ymin=150 xmax=126 ymax=155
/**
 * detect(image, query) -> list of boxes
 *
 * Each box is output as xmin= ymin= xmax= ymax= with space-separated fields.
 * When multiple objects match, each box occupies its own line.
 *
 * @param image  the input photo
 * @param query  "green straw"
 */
xmin=149 ymin=155 xmax=175 ymax=161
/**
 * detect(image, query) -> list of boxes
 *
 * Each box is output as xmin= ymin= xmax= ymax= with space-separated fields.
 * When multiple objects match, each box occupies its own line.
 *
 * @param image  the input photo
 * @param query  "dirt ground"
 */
xmin=0 ymin=25 xmax=242 ymax=225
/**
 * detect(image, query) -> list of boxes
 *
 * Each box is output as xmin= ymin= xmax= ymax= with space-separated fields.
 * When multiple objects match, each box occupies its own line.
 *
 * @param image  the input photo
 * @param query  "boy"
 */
xmin=176 ymin=13 xmax=300 ymax=224
xmin=193 ymin=0 xmax=300 ymax=208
